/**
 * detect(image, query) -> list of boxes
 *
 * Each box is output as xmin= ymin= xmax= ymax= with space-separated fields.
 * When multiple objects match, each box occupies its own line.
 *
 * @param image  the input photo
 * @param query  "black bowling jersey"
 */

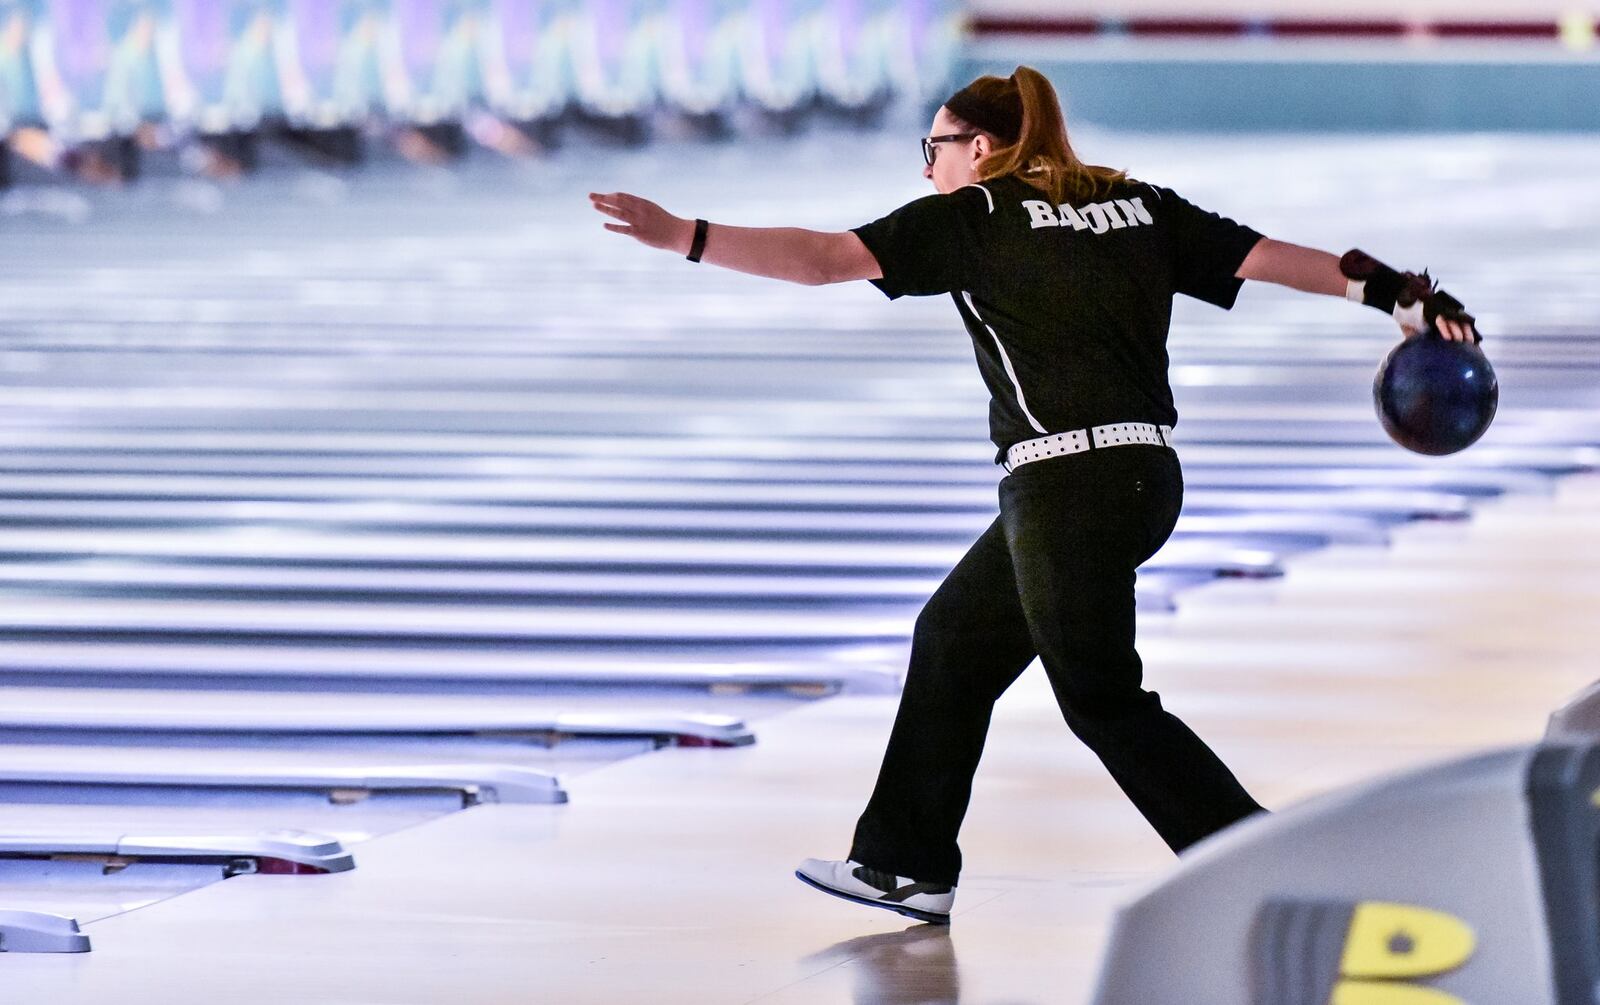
xmin=851 ymin=174 xmax=1263 ymax=464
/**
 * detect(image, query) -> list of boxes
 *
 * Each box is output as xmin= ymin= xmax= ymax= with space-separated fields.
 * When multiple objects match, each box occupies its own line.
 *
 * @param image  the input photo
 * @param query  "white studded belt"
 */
xmin=1003 ymin=422 xmax=1175 ymax=474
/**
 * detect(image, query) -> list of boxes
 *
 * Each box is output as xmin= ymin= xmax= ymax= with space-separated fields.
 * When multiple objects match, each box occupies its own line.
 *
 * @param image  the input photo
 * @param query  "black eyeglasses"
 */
xmin=921 ymin=133 xmax=977 ymax=167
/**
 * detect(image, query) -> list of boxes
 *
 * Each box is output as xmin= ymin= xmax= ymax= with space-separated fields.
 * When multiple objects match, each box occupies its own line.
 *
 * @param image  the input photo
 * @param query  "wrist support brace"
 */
xmin=1340 ymin=249 xmax=1477 ymax=340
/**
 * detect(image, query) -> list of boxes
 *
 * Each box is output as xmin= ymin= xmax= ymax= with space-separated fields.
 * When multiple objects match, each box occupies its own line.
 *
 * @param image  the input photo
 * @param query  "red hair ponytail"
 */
xmin=945 ymin=66 xmax=1127 ymax=205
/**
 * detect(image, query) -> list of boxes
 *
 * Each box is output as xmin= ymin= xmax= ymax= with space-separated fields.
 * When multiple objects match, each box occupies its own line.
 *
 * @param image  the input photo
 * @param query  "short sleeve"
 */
xmin=1150 ymin=185 xmax=1264 ymax=310
xmin=850 ymin=185 xmax=993 ymax=300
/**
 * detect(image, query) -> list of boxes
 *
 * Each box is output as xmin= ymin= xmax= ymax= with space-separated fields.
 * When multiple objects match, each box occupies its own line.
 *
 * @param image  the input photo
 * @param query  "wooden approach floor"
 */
xmin=4 ymin=474 xmax=1595 ymax=1004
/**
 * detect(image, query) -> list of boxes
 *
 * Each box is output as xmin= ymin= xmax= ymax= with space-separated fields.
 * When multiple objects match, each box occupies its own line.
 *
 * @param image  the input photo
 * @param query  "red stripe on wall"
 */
xmin=965 ymin=17 xmax=1099 ymax=36
xmin=1432 ymin=20 xmax=1561 ymax=39
xmin=1269 ymin=20 xmax=1412 ymax=38
xmin=968 ymin=16 xmax=1569 ymax=41
xmin=1123 ymin=18 xmax=1255 ymax=37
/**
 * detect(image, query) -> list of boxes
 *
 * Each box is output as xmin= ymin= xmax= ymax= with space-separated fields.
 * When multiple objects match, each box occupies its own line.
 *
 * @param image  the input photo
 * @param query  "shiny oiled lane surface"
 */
xmin=1 ymin=124 xmax=1598 ymax=1001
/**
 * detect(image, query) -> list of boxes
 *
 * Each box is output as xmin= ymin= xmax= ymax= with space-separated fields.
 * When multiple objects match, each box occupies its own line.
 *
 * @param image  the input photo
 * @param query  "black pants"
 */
xmin=849 ymin=445 xmax=1264 ymax=887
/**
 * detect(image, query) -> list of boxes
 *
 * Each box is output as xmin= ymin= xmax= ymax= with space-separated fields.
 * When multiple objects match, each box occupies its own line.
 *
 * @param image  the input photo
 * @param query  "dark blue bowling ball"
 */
xmin=1373 ymin=332 xmax=1498 ymax=455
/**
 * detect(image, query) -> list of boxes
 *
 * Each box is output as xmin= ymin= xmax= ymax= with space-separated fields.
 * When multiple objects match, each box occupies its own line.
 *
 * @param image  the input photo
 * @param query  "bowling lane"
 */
xmin=0 ymin=685 xmax=769 ymax=744
xmin=0 ymin=497 xmax=1395 ymax=543
xmin=0 ymin=639 xmax=911 ymax=692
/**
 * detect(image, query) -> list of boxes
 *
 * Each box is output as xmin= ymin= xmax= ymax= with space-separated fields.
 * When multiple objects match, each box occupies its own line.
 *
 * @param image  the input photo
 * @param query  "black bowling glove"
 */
xmin=1340 ymin=249 xmax=1480 ymax=343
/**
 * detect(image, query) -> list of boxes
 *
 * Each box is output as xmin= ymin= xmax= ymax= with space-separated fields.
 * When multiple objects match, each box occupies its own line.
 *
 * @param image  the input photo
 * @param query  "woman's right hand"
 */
xmin=1414 ymin=315 xmax=1478 ymax=342
xmin=589 ymin=192 xmax=693 ymax=253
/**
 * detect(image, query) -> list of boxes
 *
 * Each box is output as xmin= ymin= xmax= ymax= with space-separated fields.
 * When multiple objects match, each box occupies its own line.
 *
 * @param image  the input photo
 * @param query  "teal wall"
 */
xmin=959 ymin=44 xmax=1600 ymax=131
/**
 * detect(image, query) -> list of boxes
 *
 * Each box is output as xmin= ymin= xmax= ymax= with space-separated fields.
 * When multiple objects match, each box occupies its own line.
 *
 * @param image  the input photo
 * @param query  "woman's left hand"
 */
xmin=589 ymin=192 xmax=693 ymax=253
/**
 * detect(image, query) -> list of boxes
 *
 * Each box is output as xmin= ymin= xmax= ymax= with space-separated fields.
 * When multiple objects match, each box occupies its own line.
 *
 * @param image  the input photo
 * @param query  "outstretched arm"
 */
xmin=589 ymin=192 xmax=882 ymax=286
xmin=1234 ymin=238 xmax=1345 ymax=297
xmin=1235 ymin=237 xmax=1477 ymax=342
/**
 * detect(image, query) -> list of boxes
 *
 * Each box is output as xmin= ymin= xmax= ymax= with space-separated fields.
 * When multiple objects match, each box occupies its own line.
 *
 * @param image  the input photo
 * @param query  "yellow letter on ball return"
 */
xmin=1339 ymin=901 xmax=1476 ymax=979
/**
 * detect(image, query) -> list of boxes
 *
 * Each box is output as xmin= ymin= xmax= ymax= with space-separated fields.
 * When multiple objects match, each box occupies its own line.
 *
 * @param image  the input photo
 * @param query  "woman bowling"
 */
xmin=588 ymin=65 xmax=1478 ymax=925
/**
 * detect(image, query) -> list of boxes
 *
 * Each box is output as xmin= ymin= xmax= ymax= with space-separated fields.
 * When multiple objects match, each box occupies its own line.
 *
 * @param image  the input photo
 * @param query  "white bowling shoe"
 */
xmin=795 ymin=858 xmax=954 ymax=924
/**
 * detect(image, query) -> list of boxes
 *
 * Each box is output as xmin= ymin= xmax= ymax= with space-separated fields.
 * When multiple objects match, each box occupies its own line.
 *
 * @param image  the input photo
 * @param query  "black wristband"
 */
xmin=686 ymin=218 xmax=709 ymax=263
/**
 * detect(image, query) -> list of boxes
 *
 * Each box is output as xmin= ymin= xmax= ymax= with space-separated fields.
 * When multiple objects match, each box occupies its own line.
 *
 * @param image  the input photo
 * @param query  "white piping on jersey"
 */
xmin=962 ymin=183 xmax=995 ymax=213
xmin=960 ymin=291 xmax=1049 ymax=435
